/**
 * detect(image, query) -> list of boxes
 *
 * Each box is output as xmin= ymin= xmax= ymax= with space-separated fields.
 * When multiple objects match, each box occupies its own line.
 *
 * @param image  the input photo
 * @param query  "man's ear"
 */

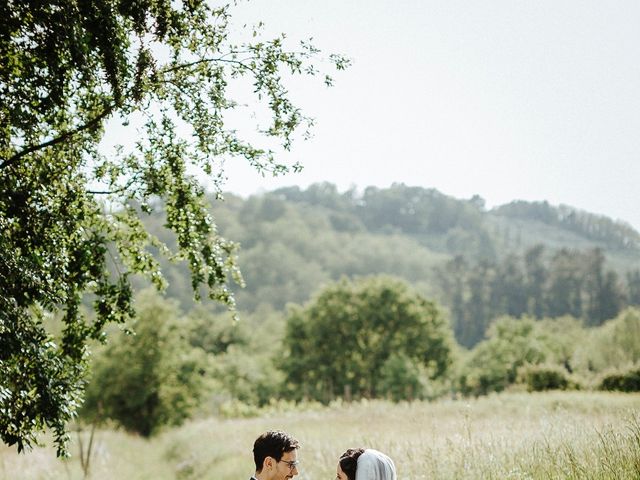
xmin=263 ymin=456 xmax=274 ymax=472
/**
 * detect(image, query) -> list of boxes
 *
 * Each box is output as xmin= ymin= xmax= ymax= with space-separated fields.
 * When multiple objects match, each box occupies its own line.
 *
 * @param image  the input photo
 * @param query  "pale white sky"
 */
xmin=216 ymin=0 xmax=640 ymax=231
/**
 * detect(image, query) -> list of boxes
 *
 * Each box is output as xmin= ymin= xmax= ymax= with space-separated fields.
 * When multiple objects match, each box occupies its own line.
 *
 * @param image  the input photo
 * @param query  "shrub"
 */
xmin=459 ymin=317 xmax=548 ymax=396
xmin=517 ymin=364 xmax=573 ymax=392
xmin=599 ymin=366 xmax=640 ymax=392
xmin=81 ymin=290 xmax=209 ymax=436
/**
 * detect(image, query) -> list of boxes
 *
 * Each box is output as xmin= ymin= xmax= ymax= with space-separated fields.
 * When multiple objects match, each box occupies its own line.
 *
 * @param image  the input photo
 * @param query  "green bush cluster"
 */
xmin=517 ymin=364 xmax=576 ymax=392
xmin=599 ymin=366 xmax=640 ymax=392
xmin=458 ymin=317 xmax=548 ymax=396
xmin=81 ymin=292 xmax=286 ymax=435
xmin=81 ymin=290 xmax=210 ymax=436
xmin=79 ymin=283 xmax=640 ymax=437
xmin=458 ymin=309 xmax=640 ymax=396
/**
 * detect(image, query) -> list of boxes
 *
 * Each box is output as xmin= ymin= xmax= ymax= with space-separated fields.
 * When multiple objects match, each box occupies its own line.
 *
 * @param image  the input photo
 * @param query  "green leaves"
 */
xmin=280 ymin=276 xmax=453 ymax=402
xmin=1 ymin=0 xmax=347 ymax=455
xmin=81 ymin=289 xmax=208 ymax=436
xmin=0 ymin=307 xmax=84 ymax=456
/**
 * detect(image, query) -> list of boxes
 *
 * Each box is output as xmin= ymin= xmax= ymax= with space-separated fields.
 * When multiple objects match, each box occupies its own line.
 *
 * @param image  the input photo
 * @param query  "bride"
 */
xmin=336 ymin=448 xmax=397 ymax=480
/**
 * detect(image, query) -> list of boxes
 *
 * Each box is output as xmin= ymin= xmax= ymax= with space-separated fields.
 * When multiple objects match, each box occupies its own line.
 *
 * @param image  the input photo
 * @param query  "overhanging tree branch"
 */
xmin=160 ymin=56 xmax=258 ymax=76
xmin=87 ymin=173 xmax=142 ymax=195
xmin=1 ymin=106 xmax=113 ymax=170
xmin=0 ymin=0 xmax=347 ymax=456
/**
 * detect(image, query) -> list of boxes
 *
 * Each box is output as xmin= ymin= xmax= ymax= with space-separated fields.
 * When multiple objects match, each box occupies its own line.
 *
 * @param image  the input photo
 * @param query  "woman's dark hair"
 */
xmin=339 ymin=448 xmax=365 ymax=480
xmin=253 ymin=430 xmax=300 ymax=471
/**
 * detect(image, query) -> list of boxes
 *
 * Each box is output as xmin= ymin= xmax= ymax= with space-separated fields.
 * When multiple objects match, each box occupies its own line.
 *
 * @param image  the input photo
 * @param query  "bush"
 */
xmin=458 ymin=317 xmax=549 ymax=396
xmin=574 ymin=309 xmax=640 ymax=373
xmin=599 ymin=366 xmax=640 ymax=392
xmin=517 ymin=364 xmax=574 ymax=392
xmin=81 ymin=290 xmax=209 ymax=436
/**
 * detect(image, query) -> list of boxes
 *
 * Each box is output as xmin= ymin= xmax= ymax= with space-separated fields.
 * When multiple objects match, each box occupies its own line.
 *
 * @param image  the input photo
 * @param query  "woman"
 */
xmin=336 ymin=448 xmax=397 ymax=480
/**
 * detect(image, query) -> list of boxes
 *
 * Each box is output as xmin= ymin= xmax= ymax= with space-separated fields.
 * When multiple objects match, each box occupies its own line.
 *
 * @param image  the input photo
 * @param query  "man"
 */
xmin=250 ymin=430 xmax=300 ymax=480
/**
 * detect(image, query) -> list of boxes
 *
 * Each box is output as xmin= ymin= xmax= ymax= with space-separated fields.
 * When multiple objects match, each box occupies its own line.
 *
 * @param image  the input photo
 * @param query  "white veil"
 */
xmin=354 ymin=449 xmax=397 ymax=480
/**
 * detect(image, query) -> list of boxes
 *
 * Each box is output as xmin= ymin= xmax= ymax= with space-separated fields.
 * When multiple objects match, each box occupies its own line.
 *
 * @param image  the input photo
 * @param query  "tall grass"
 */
xmin=1 ymin=391 xmax=639 ymax=479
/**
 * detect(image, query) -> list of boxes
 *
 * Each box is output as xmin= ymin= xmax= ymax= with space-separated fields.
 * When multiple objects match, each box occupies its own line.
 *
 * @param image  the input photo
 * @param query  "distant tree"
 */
xmin=439 ymin=244 xmax=628 ymax=347
xmin=627 ymin=270 xmax=640 ymax=306
xmin=579 ymin=248 xmax=624 ymax=325
xmin=492 ymin=254 xmax=527 ymax=317
xmin=440 ymin=256 xmax=511 ymax=348
xmin=0 ymin=0 xmax=347 ymax=454
xmin=585 ymin=308 xmax=640 ymax=370
xmin=81 ymin=290 xmax=208 ymax=437
xmin=202 ymin=305 xmax=287 ymax=406
xmin=359 ymin=185 xmax=415 ymax=233
xmin=494 ymin=201 xmax=640 ymax=250
xmin=186 ymin=306 xmax=249 ymax=356
xmin=358 ymin=183 xmax=487 ymax=238
xmin=493 ymin=200 xmax=558 ymax=224
xmin=464 ymin=260 xmax=496 ymax=347
xmin=597 ymin=271 xmax=625 ymax=323
xmin=378 ymin=353 xmax=425 ymax=401
xmin=236 ymin=241 xmax=330 ymax=310
xmin=438 ymin=256 xmax=469 ymax=345
xmin=280 ymin=276 xmax=453 ymax=402
xmin=584 ymin=248 xmax=607 ymax=325
xmin=460 ymin=317 xmax=548 ymax=396
xmin=546 ymin=249 xmax=584 ymax=319
xmin=535 ymin=316 xmax=586 ymax=373
xmin=524 ymin=245 xmax=547 ymax=318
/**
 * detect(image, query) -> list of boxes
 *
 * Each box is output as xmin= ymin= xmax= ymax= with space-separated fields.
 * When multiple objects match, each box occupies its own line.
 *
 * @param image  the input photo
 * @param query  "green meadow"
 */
xmin=2 ymin=391 xmax=639 ymax=480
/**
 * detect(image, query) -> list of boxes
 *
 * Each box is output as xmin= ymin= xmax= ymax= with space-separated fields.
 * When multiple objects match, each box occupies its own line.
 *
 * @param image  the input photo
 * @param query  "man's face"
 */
xmin=272 ymin=449 xmax=299 ymax=480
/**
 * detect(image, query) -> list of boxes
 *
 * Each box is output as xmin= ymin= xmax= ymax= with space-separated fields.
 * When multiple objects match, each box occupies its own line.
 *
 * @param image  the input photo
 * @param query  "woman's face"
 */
xmin=336 ymin=463 xmax=349 ymax=480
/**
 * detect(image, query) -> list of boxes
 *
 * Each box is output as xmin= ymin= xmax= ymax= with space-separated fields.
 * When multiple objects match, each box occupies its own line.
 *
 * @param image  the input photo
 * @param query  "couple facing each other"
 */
xmin=250 ymin=430 xmax=397 ymax=480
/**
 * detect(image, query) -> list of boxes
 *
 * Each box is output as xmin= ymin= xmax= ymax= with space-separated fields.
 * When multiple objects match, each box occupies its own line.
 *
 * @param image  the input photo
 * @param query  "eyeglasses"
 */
xmin=279 ymin=459 xmax=300 ymax=471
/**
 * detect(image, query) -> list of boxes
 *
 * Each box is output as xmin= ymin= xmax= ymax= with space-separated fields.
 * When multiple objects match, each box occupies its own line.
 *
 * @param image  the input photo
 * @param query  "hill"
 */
xmin=137 ymin=182 xmax=640 ymax=346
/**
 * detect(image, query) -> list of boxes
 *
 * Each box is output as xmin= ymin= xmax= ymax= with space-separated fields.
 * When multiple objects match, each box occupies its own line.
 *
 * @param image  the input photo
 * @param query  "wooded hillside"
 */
xmin=138 ymin=182 xmax=640 ymax=347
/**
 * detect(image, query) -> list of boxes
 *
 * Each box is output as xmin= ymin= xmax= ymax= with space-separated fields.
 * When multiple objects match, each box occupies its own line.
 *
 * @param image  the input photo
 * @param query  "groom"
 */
xmin=250 ymin=430 xmax=300 ymax=480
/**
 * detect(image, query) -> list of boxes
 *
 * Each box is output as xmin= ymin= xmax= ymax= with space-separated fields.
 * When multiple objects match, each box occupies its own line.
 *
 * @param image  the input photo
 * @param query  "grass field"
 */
xmin=2 ymin=391 xmax=639 ymax=479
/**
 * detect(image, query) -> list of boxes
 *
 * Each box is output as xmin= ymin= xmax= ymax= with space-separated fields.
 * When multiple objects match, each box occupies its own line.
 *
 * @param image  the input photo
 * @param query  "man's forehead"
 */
xmin=282 ymin=450 xmax=298 ymax=461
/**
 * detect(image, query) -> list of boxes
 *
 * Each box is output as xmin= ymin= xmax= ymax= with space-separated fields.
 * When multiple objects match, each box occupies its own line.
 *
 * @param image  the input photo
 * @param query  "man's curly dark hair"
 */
xmin=253 ymin=430 xmax=300 ymax=472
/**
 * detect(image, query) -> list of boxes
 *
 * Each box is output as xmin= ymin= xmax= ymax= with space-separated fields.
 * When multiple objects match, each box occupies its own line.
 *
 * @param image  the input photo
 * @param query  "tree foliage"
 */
xmin=459 ymin=309 xmax=640 ymax=396
xmin=440 ymin=246 xmax=627 ymax=346
xmin=137 ymin=185 xmax=638 ymax=348
xmin=493 ymin=200 xmax=640 ymax=250
xmin=280 ymin=276 xmax=453 ymax=402
xmin=516 ymin=363 xmax=573 ymax=392
xmin=459 ymin=317 xmax=550 ymax=396
xmin=575 ymin=308 xmax=640 ymax=371
xmin=81 ymin=289 xmax=208 ymax=437
xmin=0 ymin=0 xmax=347 ymax=454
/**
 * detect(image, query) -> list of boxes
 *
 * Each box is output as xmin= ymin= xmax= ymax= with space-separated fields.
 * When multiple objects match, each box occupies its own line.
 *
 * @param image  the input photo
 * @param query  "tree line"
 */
xmin=438 ymin=245 xmax=640 ymax=347
xmin=493 ymin=200 xmax=640 ymax=250
xmin=139 ymin=186 xmax=640 ymax=351
xmin=139 ymin=185 xmax=640 ymax=317
xmin=80 ymin=276 xmax=640 ymax=438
